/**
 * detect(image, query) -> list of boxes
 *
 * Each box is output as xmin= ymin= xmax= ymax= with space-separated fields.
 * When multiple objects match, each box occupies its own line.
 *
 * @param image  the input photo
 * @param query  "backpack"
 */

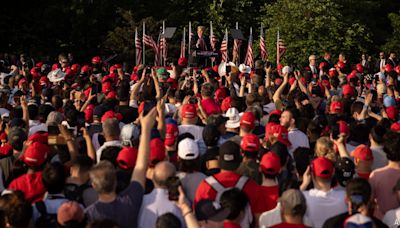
xmin=34 ymin=201 xmax=58 ymax=228
xmin=204 ymin=175 xmax=253 ymax=228
xmin=64 ymin=183 xmax=91 ymax=206
xmin=204 ymin=175 xmax=249 ymax=202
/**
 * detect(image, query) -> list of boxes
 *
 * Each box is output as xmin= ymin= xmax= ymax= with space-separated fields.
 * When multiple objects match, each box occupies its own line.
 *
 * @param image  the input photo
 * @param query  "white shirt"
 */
xmin=95 ymin=140 xmax=122 ymax=163
xmin=288 ymin=129 xmax=309 ymax=156
xmin=178 ymin=124 xmax=204 ymax=141
xmin=138 ymin=188 xmax=184 ymax=228
xmin=370 ymin=145 xmax=388 ymax=170
xmin=383 ymin=207 xmax=400 ymax=228
xmin=303 ymin=188 xmax=347 ymax=228
xmin=259 ymin=202 xmax=314 ymax=228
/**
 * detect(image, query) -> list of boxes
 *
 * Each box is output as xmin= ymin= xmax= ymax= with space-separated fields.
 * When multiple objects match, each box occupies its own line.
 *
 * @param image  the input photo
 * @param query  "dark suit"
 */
xmin=387 ymin=58 xmax=397 ymax=67
xmin=375 ymin=58 xmax=386 ymax=72
xmin=320 ymin=58 xmax=334 ymax=72
xmin=189 ymin=35 xmax=212 ymax=67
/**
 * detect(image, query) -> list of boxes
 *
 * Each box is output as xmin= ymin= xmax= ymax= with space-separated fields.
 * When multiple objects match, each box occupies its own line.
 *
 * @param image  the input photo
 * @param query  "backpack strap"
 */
xmin=205 ymin=176 xmax=226 ymax=202
xmin=35 ymin=201 xmax=48 ymax=217
xmin=235 ymin=176 xmax=249 ymax=191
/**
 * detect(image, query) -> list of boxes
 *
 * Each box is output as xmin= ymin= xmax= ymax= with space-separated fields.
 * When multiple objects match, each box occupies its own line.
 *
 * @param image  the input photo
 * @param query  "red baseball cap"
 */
xmin=356 ymin=64 xmax=363 ymax=73
xmin=215 ymin=88 xmax=227 ymax=102
xmin=178 ymin=57 xmax=187 ymax=66
xmin=0 ymin=132 xmax=7 ymax=141
xmin=265 ymin=123 xmax=291 ymax=146
xmin=337 ymin=61 xmax=345 ymax=69
xmin=91 ymin=56 xmax=102 ymax=64
xmin=391 ymin=122 xmax=400 ymax=132
xmin=328 ymin=68 xmax=338 ymax=77
xmin=165 ymin=123 xmax=179 ymax=146
xmin=311 ymin=157 xmax=334 ymax=179
xmin=342 ymin=84 xmax=354 ymax=97
xmin=52 ymin=63 xmax=59 ymax=71
xmin=30 ymin=67 xmax=41 ymax=79
xmin=352 ymin=145 xmax=373 ymax=161
xmin=117 ymin=147 xmax=138 ymax=170
xmin=260 ymin=152 xmax=281 ymax=175
xmin=28 ymin=132 xmax=48 ymax=144
xmin=385 ymin=64 xmax=393 ymax=73
xmin=80 ymin=65 xmax=91 ymax=74
xmin=23 ymin=142 xmax=49 ymax=167
xmin=39 ymin=76 xmax=49 ymax=86
xmin=102 ymin=82 xmax=113 ymax=94
xmin=106 ymin=91 xmax=116 ymax=99
xmin=240 ymin=134 xmax=260 ymax=152
xmin=330 ymin=101 xmax=343 ymax=114
xmin=221 ymin=97 xmax=232 ymax=113
xmin=150 ymin=138 xmax=166 ymax=164
xmin=386 ymin=106 xmax=398 ymax=121
xmin=269 ymin=109 xmax=282 ymax=117
xmin=101 ymin=111 xmax=122 ymax=122
xmin=181 ymin=104 xmax=197 ymax=119
xmin=289 ymin=77 xmax=296 ymax=86
xmin=0 ymin=144 xmax=12 ymax=156
xmin=337 ymin=120 xmax=349 ymax=135
xmin=240 ymin=112 xmax=256 ymax=129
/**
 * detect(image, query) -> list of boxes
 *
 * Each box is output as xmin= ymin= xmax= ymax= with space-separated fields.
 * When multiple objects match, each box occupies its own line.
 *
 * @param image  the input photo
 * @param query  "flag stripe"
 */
xmin=244 ymin=33 xmax=253 ymax=68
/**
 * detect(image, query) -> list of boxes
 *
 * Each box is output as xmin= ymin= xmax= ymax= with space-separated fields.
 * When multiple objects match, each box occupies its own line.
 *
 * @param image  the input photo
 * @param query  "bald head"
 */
xmin=153 ymin=161 xmax=176 ymax=188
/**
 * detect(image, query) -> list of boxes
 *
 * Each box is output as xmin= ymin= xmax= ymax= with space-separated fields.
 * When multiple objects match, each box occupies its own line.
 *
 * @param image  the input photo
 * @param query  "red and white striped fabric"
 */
xmin=135 ymin=29 xmax=142 ymax=65
xmin=180 ymin=40 xmax=186 ymax=58
xmin=144 ymin=34 xmax=160 ymax=66
xmin=233 ymin=39 xmax=241 ymax=62
xmin=160 ymin=36 xmax=167 ymax=64
xmin=209 ymin=24 xmax=217 ymax=64
xmin=244 ymin=33 xmax=253 ymax=68
xmin=260 ymin=28 xmax=267 ymax=61
xmin=276 ymin=31 xmax=286 ymax=65
xmin=220 ymin=30 xmax=228 ymax=62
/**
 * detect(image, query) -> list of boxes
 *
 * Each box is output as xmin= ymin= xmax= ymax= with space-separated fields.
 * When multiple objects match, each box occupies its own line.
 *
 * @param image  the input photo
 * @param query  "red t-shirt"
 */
xmin=271 ymin=223 xmax=311 ymax=228
xmin=194 ymin=171 xmax=261 ymax=214
xmin=357 ymin=172 xmax=371 ymax=180
xmin=201 ymin=98 xmax=221 ymax=116
xmin=257 ymin=185 xmax=279 ymax=213
xmin=8 ymin=172 xmax=45 ymax=203
xmin=224 ymin=221 xmax=241 ymax=228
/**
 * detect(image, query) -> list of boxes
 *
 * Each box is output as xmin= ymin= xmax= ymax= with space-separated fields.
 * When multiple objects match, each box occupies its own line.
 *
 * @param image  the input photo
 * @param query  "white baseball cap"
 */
xmin=178 ymin=138 xmax=199 ymax=160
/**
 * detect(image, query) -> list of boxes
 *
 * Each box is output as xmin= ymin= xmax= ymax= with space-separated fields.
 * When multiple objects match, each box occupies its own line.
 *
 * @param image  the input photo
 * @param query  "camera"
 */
xmin=145 ymin=67 xmax=151 ymax=75
xmin=166 ymin=176 xmax=181 ymax=201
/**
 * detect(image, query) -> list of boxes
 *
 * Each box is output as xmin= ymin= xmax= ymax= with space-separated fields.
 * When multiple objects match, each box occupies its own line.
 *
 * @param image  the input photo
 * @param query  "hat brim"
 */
xmin=225 ymin=120 xmax=240 ymax=129
xmin=219 ymin=158 xmax=241 ymax=171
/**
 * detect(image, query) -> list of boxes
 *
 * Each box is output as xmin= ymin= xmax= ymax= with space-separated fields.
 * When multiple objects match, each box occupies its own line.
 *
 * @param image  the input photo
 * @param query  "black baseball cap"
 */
xmin=335 ymin=157 xmax=355 ymax=187
xmin=195 ymin=199 xmax=230 ymax=221
xmin=218 ymin=141 xmax=242 ymax=171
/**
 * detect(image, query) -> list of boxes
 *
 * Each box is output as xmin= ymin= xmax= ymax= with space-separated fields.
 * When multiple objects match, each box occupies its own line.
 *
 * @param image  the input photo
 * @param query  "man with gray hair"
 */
xmin=85 ymin=108 xmax=158 ymax=228
xmin=95 ymin=118 xmax=122 ymax=163
xmin=139 ymin=161 xmax=185 ymax=228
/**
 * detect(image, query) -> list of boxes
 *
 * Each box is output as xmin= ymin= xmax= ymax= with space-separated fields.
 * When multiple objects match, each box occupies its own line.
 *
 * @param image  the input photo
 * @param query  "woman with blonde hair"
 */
xmin=315 ymin=137 xmax=336 ymax=162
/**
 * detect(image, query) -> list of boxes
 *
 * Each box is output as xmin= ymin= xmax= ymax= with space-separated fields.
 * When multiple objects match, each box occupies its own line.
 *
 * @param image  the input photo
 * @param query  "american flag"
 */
xmin=244 ymin=28 xmax=254 ymax=68
xmin=144 ymin=34 xmax=160 ymax=66
xmin=260 ymin=27 xmax=267 ymax=61
xmin=210 ymin=22 xmax=217 ymax=64
xmin=233 ymin=39 xmax=241 ymax=64
xmin=220 ymin=29 xmax=228 ymax=62
xmin=135 ymin=28 xmax=142 ymax=65
xmin=160 ymin=35 xmax=167 ymax=65
xmin=180 ymin=40 xmax=186 ymax=58
xmin=276 ymin=30 xmax=286 ymax=65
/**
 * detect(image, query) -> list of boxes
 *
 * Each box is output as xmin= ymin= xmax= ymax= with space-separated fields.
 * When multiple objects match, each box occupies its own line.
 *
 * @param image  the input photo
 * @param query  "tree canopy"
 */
xmin=1 ymin=0 xmax=399 ymax=66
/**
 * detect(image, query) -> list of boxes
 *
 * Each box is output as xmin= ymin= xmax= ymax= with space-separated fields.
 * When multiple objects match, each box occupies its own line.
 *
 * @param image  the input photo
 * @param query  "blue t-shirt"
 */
xmin=85 ymin=181 xmax=144 ymax=228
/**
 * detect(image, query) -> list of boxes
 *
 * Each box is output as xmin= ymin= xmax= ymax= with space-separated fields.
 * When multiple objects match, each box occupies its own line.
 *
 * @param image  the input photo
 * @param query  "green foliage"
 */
xmin=260 ymin=0 xmax=372 ymax=65
xmin=382 ymin=13 xmax=400 ymax=53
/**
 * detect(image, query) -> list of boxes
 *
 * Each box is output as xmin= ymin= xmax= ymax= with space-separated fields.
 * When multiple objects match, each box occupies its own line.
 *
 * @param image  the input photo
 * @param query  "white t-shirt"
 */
xmin=178 ymin=124 xmax=204 ymax=141
xmin=303 ymin=188 xmax=347 ymax=228
xmin=138 ymin=188 xmax=184 ymax=228
xmin=259 ymin=202 xmax=314 ymax=228
xmin=383 ymin=207 xmax=400 ymax=228
xmin=370 ymin=145 xmax=388 ymax=170
xmin=288 ymin=129 xmax=310 ymax=156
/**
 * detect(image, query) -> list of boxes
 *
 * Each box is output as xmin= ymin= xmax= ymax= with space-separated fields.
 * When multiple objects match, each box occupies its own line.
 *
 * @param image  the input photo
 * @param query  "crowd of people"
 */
xmin=0 ymin=49 xmax=399 ymax=228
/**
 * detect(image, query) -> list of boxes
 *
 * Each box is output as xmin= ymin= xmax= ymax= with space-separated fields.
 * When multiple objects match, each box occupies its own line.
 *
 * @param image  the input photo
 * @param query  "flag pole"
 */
xmin=260 ymin=24 xmax=263 ymax=61
xmin=210 ymin=21 xmax=214 ymax=67
xmin=162 ymin=20 xmax=166 ymax=66
xmin=183 ymin=27 xmax=186 ymax=58
xmin=276 ymin=29 xmax=279 ymax=66
xmin=188 ymin=21 xmax=192 ymax=60
xmin=236 ymin=22 xmax=239 ymax=65
xmin=226 ymin=28 xmax=229 ymax=62
xmin=143 ymin=22 xmax=146 ymax=65
xmin=135 ymin=27 xmax=138 ymax=66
